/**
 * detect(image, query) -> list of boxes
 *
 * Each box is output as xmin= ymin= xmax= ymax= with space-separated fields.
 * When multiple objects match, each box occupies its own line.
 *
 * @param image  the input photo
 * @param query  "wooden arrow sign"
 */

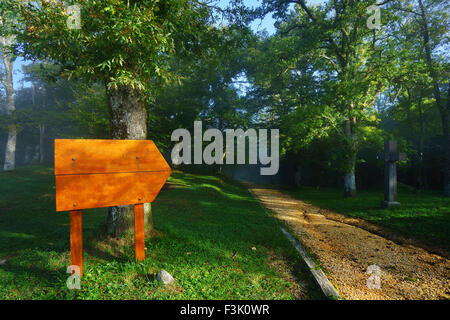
xmin=54 ymin=139 xmax=171 ymax=276
xmin=55 ymin=139 xmax=171 ymax=211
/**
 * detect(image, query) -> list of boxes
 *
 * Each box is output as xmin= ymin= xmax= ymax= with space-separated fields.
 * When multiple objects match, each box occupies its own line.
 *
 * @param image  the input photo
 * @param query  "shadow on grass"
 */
xmin=0 ymin=167 xmax=323 ymax=299
xmin=285 ymin=187 xmax=450 ymax=256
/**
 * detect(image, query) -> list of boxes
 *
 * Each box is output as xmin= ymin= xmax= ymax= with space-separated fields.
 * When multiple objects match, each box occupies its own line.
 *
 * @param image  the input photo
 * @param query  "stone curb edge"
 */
xmin=246 ymin=187 xmax=341 ymax=300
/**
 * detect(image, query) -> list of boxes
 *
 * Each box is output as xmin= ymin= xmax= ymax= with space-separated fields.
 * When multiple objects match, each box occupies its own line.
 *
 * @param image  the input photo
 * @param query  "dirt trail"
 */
xmin=248 ymin=185 xmax=450 ymax=300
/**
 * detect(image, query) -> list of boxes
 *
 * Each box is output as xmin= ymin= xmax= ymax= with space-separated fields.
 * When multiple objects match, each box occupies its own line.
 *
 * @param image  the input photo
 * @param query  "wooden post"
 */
xmin=70 ymin=210 xmax=83 ymax=277
xmin=134 ymin=203 xmax=145 ymax=261
xmin=55 ymin=140 xmax=171 ymax=276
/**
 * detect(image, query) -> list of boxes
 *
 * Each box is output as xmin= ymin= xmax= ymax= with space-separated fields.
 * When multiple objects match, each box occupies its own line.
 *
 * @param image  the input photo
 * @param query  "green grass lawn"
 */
xmin=285 ymin=186 xmax=450 ymax=254
xmin=0 ymin=165 xmax=321 ymax=300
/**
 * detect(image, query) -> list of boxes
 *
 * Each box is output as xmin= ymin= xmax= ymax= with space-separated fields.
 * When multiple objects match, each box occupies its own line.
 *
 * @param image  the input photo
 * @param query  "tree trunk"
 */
xmin=444 ymin=82 xmax=450 ymax=196
xmin=3 ymin=124 xmax=17 ymax=171
xmin=416 ymin=97 xmax=425 ymax=192
xmin=343 ymin=117 xmax=357 ymax=197
xmin=343 ymin=160 xmax=356 ymax=197
xmin=31 ymin=144 xmax=39 ymax=164
xmin=39 ymin=124 xmax=45 ymax=164
xmin=418 ymin=0 xmax=449 ymax=196
xmin=105 ymin=85 xmax=153 ymax=236
xmin=1 ymin=50 xmax=16 ymax=171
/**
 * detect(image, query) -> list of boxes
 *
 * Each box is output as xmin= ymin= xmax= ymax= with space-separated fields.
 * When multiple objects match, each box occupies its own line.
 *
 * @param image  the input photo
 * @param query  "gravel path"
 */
xmin=248 ymin=185 xmax=450 ymax=300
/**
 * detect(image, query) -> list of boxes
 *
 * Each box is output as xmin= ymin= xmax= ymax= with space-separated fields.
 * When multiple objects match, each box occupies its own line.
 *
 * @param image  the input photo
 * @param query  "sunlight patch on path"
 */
xmin=248 ymin=185 xmax=450 ymax=300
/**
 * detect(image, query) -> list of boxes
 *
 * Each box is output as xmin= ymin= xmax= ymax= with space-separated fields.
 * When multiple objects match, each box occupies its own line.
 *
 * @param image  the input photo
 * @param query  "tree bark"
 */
xmin=105 ymin=85 xmax=153 ymax=236
xmin=1 ymin=46 xmax=16 ymax=171
xmin=3 ymin=124 xmax=17 ymax=171
xmin=445 ymin=82 xmax=450 ymax=196
xmin=417 ymin=96 xmax=425 ymax=191
xmin=343 ymin=117 xmax=357 ymax=197
xmin=39 ymin=124 xmax=45 ymax=164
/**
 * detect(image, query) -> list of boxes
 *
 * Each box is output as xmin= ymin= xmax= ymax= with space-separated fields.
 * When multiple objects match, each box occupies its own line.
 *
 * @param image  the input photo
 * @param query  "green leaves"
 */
xmin=248 ymin=1 xmax=401 ymax=153
xmin=11 ymin=0 xmax=209 ymax=97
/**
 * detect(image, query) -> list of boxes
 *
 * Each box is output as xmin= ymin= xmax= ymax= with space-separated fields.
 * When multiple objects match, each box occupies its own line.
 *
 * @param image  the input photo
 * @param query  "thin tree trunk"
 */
xmin=445 ymin=82 xmax=450 ymax=195
xmin=343 ymin=116 xmax=357 ymax=197
xmin=406 ymin=88 xmax=424 ymax=192
xmin=31 ymin=144 xmax=39 ymax=164
xmin=417 ymin=97 xmax=425 ymax=191
xmin=39 ymin=124 xmax=45 ymax=164
xmin=39 ymin=86 xmax=46 ymax=164
xmin=3 ymin=124 xmax=17 ymax=171
xmin=343 ymin=161 xmax=356 ymax=197
xmin=418 ymin=0 xmax=449 ymax=195
xmin=24 ymin=145 xmax=31 ymax=164
xmin=105 ymin=85 xmax=153 ymax=236
xmin=1 ymin=47 xmax=16 ymax=171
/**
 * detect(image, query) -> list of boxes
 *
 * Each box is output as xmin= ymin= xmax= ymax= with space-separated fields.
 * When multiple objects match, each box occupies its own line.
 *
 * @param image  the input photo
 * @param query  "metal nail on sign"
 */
xmin=54 ymin=139 xmax=171 ymax=276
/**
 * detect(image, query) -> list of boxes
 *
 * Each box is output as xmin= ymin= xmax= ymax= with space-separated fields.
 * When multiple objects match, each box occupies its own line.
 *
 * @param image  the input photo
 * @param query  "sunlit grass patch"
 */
xmin=286 ymin=187 xmax=450 ymax=253
xmin=0 ymin=166 xmax=322 ymax=299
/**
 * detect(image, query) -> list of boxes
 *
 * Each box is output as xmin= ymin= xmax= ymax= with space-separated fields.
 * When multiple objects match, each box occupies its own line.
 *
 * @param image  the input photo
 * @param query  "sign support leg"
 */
xmin=70 ymin=210 xmax=83 ymax=277
xmin=134 ymin=203 xmax=145 ymax=261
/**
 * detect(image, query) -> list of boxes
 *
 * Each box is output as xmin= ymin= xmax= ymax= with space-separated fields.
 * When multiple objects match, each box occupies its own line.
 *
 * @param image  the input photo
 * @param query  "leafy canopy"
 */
xmin=11 ymin=0 xmax=210 ymax=97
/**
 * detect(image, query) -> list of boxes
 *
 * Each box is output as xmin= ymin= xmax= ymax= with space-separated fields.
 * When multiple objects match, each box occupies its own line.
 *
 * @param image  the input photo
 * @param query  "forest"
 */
xmin=0 ymin=0 xmax=449 ymax=301
xmin=1 ymin=0 xmax=448 ymax=195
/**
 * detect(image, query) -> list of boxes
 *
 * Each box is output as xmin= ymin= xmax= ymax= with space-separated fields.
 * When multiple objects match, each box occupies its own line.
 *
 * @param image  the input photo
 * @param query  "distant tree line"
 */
xmin=0 ymin=0 xmax=448 ymax=234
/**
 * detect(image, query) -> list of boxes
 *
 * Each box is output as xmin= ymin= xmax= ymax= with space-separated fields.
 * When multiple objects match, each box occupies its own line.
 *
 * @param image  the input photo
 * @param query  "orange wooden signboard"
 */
xmin=54 ymin=139 xmax=171 ymax=276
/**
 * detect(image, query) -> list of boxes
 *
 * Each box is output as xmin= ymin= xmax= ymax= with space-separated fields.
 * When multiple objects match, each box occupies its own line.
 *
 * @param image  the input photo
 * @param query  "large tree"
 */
xmin=0 ymin=4 xmax=18 ymax=171
xmin=255 ymin=0 xmax=397 ymax=196
xmin=10 ymin=0 xmax=210 ymax=235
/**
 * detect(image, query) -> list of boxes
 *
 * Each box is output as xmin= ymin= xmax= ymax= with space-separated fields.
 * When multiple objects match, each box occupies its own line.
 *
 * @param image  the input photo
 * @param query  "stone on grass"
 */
xmin=156 ymin=270 xmax=174 ymax=285
xmin=0 ymin=259 xmax=7 ymax=266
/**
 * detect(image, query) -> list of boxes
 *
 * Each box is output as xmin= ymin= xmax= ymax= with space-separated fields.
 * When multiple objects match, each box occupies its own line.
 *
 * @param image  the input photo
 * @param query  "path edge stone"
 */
xmin=279 ymin=227 xmax=341 ymax=300
xmin=247 ymin=187 xmax=341 ymax=300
